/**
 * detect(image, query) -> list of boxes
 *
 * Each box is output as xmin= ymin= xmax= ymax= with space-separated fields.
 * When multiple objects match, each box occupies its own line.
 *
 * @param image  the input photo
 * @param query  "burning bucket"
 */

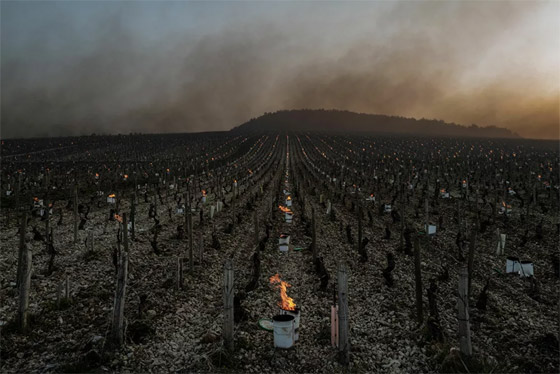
xmin=280 ymin=307 xmax=300 ymax=341
xmin=272 ymin=314 xmax=295 ymax=348
xmin=286 ymin=196 xmax=292 ymax=207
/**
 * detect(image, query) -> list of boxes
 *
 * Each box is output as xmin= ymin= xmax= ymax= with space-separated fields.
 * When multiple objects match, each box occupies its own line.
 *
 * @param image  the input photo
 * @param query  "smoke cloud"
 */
xmin=1 ymin=1 xmax=558 ymax=139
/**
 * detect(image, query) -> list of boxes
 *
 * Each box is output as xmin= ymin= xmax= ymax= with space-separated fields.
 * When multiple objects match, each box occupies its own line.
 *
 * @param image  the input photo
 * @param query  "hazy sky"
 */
xmin=2 ymin=1 xmax=559 ymax=139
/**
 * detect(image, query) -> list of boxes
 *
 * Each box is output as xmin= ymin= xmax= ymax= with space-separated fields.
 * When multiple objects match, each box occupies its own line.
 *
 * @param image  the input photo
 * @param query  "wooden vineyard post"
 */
xmin=357 ymin=200 xmax=363 ymax=252
xmin=65 ymin=274 xmax=71 ymax=300
xmin=458 ymin=265 xmax=472 ymax=356
xmin=16 ymin=212 xmax=27 ymax=287
xmin=425 ymin=198 xmax=429 ymax=234
xmin=198 ymin=231 xmax=203 ymax=265
xmin=400 ymin=199 xmax=405 ymax=250
xmin=312 ymin=207 xmax=317 ymax=263
xmin=14 ymin=172 xmax=21 ymax=226
xmin=223 ymin=259 xmax=234 ymax=351
xmin=337 ymin=263 xmax=349 ymax=366
xmin=87 ymin=231 xmax=94 ymax=253
xmin=414 ymin=237 xmax=423 ymax=325
xmin=189 ymin=208 xmax=194 ymax=274
xmin=18 ymin=237 xmax=32 ymax=333
xmin=177 ymin=257 xmax=183 ymax=290
xmin=122 ymin=213 xmax=129 ymax=253
xmin=130 ymin=194 xmax=136 ymax=241
xmin=254 ymin=211 xmax=259 ymax=249
xmin=111 ymin=251 xmax=128 ymax=347
xmin=467 ymin=230 xmax=476 ymax=299
xmin=73 ymin=184 xmax=78 ymax=244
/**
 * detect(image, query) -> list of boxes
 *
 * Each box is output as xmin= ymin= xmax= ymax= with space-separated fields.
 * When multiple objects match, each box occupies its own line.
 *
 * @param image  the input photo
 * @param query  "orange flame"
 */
xmin=278 ymin=205 xmax=292 ymax=214
xmin=95 ymin=173 xmax=99 ymax=177
xmin=269 ymin=273 xmax=296 ymax=311
xmin=123 ymin=174 xmax=128 ymax=179
xmin=114 ymin=214 xmax=123 ymax=223
xmin=108 ymin=194 xmax=116 ymax=198
xmin=202 ymin=189 xmax=207 ymax=197
xmin=286 ymin=196 xmax=291 ymax=200
xmin=33 ymin=197 xmax=39 ymax=202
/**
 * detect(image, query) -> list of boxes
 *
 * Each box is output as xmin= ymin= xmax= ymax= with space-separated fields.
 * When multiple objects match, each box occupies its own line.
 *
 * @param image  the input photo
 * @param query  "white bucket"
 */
xmin=285 ymin=212 xmax=293 ymax=223
xmin=210 ymin=205 xmax=215 ymax=219
xmin=286 ymin=198 xmax=292 ymax=207
xmin=519 ymin=261 xmax=534 ymax=277
xmin=279 ymin=234 xmax=290 ymax=252
xmin=384 ymin=204 xmax=392 ymax=213
xmin=426 ymin=224 xmax=437 ymax=235
xmin=6 ymin=190 xmax=12 ymax=196
xmin=107 ymin=197 xmax=116 ymax=204
xmin=280 ymin=308 xmax=300 ymax=341
xmin=506 ymin=257 xmax=521 ymax=273
xmin=273 ymin=314 xmax=295 ymax=349
xmin=202 ymin=196 xmax=207 ymax=203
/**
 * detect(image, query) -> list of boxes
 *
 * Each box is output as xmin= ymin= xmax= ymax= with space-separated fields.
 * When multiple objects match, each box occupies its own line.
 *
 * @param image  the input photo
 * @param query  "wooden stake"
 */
xmin=312 ymin=207 xmax=317 ymax=263
xmin=65 ymin=275 xmax=70 ymax=300
xmin=123 ymin=213 xmax=128 ymax=253
xmin=198 ymin=231 xmax=203 ymax=265
xmin=130 ymin=195 xmax=136 ymax=241
xmin=73 ymin=184 xmax=78 ymax=244
xmin=111 ymin=251 xmax=128 ymax=347
xmin=254 ymin=211 xmax=259 ymax=248
xmin=189 ymin=209 xmax=193 ymax=274
xmin=337 ymin=263 xmax=349 ymax=366
xmin=414 ymin=237 xmax=423 ymax=325
xmin=458 ymin=265 xmax=472 ymax=356
xmin=357 ymin=200 xmax=363 ymax=252
xmin=177 ymin=256 xmax=183 ymax=290
xmin=223 ymin=259 xmax=234 ymax=351
xmin=467 ymin=231 xmax=476 ymax=298
xmin=16 ymin=212 xmax=27 ymax=287
xmin=18 ymin=239 xmax=32 ymax=333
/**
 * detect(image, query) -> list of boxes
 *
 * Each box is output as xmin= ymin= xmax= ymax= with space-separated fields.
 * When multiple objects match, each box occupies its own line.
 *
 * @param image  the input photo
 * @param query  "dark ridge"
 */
xmin=232 ymin=109 xmax=520 ymax=138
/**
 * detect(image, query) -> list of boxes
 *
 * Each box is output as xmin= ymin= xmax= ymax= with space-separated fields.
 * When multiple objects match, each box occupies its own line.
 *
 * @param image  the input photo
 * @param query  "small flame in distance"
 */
xmin=278 ymin=205 xmax=292 ymax=214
